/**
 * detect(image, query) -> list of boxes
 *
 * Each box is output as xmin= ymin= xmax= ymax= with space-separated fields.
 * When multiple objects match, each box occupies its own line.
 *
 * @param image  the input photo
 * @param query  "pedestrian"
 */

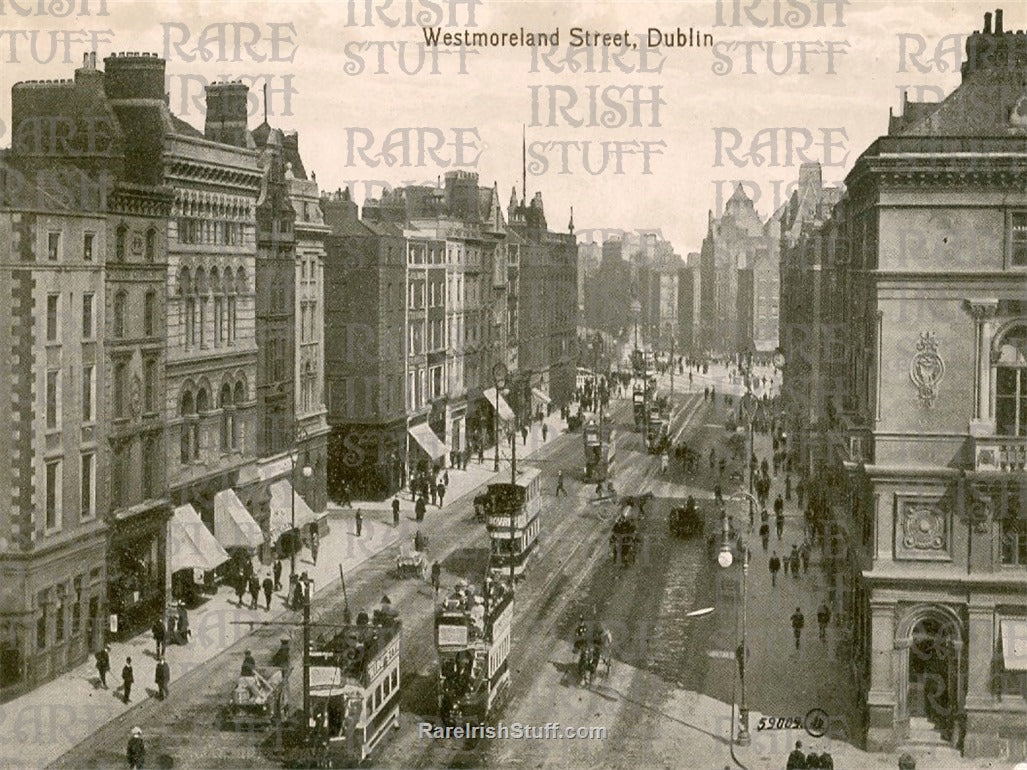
xmin=791 ymin=549 xmax=801 ymax=578
xmin=262 ymin=574 xmax=274 ymax=611
xmin=714 ymin=483 xmax=723 ymax=504
xmin=437 ymin=483 xmax=446 ymax=507
xmin=392 ymin=496 xmax=401 ymax=526
xmin=787 ymin=740 xmax=806 ymax=770
xmin=782 ymin=549 xmax=791 ymax=576
xmin=704 ymin=386 xmax=709 ymax=401
xmin=521 ymin=425 xmax=528 ymax=446
xmin=241 ymin=649 xmax=257 ymax=677
xmin=122 ymin=657 xmax=134 ymax=703
xmin=355 ymin=509 xmax=363 ymax=536
xmin=761 ymin=508 xmax=769 ymax=526
xmin=477 ymin=443 xmax=484 ymax=464
xmin=542 ymin=423 xmax=548 ymax=442
xmin=718 ymin=457 xmax=726 ymax=477
xmin=800 ymin=541 xmax=811 ymax=574
xmin=429 ymin=478 xmax=438 ymax=507
xmin=709 ymin=448 xmax=716 ymax=469
xmin=151 ymin=618 xmax=165 ymax=657
xmin=234 ymin=572 xmax=247 ymax=606
xmin=776 ymin=511 xmax=785 ymax=540
xmin=555 ymin=471 xmax=566 ymax=496
xmin=248 ymin=573 xmax=260 ymax=609
xmin=127 ymin=727 xmax=145 ymax=769
xmin=415 ymin=495 xmax=426 ymax=522
xmin=774 ymin=494 xmax=784 ymax=518
xmin=797 ymin=478 xmax=806 ymax=507
xmin=759 ymin=522 xmax=770 ymax=551
xmin=154 ymin=656 xmax=169 ymax=700
xmin=273 ymin=558 xmax=283 ymax=591
xmin=785 ymin=474 xmax=792 ymax=501
xmin=443 ymin=469 xmax=449 ymax=487
xmin=769 ymin=552 xmax=781 ymax=587
xmin=340 ymin=480 xmax=353 ymax=508
xmin=817 ymin=602 xmax=831 ymax=642
xmin=661 ymin=452 xmax=669 ymax=475
xmin=710 ymin=385 xmax=716 ymax=402
xmin=791 ymin=607 xmax=805 ymax=650
xmin=95 ymin=644 xmax=110 ymax=688
xmin=431 ymin=561 xmax=441 ymax=594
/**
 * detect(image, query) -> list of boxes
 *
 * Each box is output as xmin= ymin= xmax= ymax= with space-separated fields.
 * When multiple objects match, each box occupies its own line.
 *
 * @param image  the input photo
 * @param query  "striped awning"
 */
xmin=532 ymin=387 xmax=551 ymax=405
xmin=268 ymin=480 xmax=318 ymax=538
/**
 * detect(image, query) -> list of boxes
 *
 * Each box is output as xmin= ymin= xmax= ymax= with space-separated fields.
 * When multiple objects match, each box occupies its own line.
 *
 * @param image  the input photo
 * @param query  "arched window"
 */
xmin=180 ymin=390 xmax=195 ymax=464
xmin=115 ymin=224 xmax=127 ymax=261
xmin=196 ymin=388 xmax=209 ymax=413
xmin=143 ymin=291 xmax=156 ymax=337
xmin=232 ymin=380 xmax=245 ymax=449
xmin=220 ymin=384 xmax=233 ymax=450
xmin=995 ymin=322 xmax=1027 ymax=437
xmin=113 ymin=291 xmax=127 ymax=338
xmin=145 ymin=228 xmax=157 ymax=262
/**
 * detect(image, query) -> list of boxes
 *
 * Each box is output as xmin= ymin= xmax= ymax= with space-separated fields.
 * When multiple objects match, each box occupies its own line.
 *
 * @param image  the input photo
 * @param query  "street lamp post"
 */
xmin=289 ymin=427 xmax=314 ymax=578
xmin=720 ymin=490 xmax=759 ymax=749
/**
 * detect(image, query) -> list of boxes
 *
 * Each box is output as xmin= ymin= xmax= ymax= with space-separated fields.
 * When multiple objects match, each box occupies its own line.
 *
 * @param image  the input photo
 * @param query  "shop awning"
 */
xmin=269 ymin=480 xmax=318 ymax=539
xmin=170 ymin=504 xmax=230 ymax=573
xmin=408 ymin=423 xmax=448 ymax=461
xmin=532 ymin=387 xmax=551 ymax=405
xmin=483 ymin=389 xmax=515 ymax=423
xmin=1000 ymin=619 xmax=1027 ymax=671
xmin=213 ymin=489 xmax=264 ymax=550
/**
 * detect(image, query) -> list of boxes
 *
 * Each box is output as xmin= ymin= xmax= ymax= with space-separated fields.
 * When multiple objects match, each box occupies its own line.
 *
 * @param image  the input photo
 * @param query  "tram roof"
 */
xmin=485 ymin=465 xmax=542 ymax=489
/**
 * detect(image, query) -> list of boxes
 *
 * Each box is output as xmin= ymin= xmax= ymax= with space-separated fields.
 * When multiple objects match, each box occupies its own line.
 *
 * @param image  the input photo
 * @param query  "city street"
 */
xmin=43 ymin=371 xmax=1011 ymax=769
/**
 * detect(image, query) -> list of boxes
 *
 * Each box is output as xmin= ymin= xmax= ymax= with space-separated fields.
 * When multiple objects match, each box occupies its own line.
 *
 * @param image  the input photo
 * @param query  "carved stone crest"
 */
xmin=963 ymin=486 xmax=993 ymax=534
xmin=901 ymin=502 xmax=946 ymax=550
xmin=909 ymin=332 xmax=945 ymax=408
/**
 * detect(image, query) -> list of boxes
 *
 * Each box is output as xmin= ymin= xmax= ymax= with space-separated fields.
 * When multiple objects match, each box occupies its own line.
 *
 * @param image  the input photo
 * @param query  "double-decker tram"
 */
xmin=583 ymin=418 xmax=615 ymax=481
xmin=485 ymin=466 xmax=542 ymax=580
xmin=434 ymin=577 xmax=514 ymax=725
xmin=306 ymin=600 xmax=401 ymax=765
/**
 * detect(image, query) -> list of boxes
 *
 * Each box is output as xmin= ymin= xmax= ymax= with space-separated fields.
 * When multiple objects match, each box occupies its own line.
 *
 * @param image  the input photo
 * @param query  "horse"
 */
xmin=577 ymin=642 xmax=599 ymax=687
xmin=597 ymin=628 xmax=613 ymax=679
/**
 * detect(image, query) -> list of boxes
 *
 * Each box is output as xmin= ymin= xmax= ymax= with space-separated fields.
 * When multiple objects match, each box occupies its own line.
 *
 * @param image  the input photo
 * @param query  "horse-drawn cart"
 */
xmin=396 ymin=545 xmax=428 ymax=579
xmin=221 ymin=667 xmax=289 ymax=730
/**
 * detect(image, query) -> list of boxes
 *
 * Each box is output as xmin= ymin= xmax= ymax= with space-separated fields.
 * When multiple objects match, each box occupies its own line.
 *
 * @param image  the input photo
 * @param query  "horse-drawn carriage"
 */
xmin=609 ymin=513 xmax=641 ymax=566
xmin=396 ymin=531 xmax=428 ymax=578
xmin=669 ymin=496 xmax=704 ymax=538
xmin=573 ymin=620 xmax=612 ymax=687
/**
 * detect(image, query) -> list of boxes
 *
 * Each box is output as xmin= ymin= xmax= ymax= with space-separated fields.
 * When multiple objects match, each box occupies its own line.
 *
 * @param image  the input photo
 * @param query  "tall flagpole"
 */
xmin=521 ymin=124 xmax=527 ymax=206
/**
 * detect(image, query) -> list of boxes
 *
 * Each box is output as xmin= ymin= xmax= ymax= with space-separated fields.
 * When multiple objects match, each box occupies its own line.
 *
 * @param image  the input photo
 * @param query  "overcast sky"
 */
xmin=0 ymin=0 xmax=1002 ymax=252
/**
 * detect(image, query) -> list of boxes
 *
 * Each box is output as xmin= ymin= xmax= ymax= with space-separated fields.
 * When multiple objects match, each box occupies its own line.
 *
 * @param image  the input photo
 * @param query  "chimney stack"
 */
xmin=984 ymin=11 xmax=992 ymax=33
xmin=995 ymin=8 xmax=1003 ymax=34
xmin=204 ymin=81 xmax=251 ymax=148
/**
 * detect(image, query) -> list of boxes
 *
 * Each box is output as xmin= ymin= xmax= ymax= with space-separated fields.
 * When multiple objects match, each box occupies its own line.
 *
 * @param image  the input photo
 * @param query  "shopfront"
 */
xmin=107 ymin=502 xmax=169 ymax=642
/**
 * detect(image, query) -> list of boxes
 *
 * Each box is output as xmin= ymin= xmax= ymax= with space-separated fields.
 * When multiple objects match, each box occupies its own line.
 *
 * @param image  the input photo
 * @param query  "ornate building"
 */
xmin=785 ymin=12 xmax=1027 ymax=758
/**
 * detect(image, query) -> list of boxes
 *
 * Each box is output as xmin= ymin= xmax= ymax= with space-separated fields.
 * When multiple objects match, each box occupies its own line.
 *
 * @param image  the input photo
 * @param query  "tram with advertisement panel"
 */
xmin=304 ymin=602 xmax=401 ymax=766
xmin=485 ymin=466 xmax=542 ymax=580
xmin=583 ymin=419 xmax=615 ymax=482
xmin=434 ymin=577 xmax=513 ymax=725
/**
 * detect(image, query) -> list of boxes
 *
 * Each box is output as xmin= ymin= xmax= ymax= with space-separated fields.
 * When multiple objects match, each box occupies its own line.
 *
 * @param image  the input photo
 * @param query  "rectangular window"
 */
xmin=115 ymin=227 xmax=126 ymax=260
xmin=46 ymin=369 xmax=59 ymax=429
xmin=82 ymin=365 xmax=94 ymax=422
xmin=143 ymin=436 xmax=159 ymax=499
xmin=145 ymin=229 xmax=156 ymax=262
xmin=80 ymin=453 xmax=94 ymax=520
xmin=37 ymin=591 xmax=47 ymax=649
xmin=72 ymin=576 xmax=82 ymax=636
xmin=47 ymin=294 xmax=59 ymax=342
xmin=45 ymin=460 xmax=60 ymax=530
xmin=144 ymin=357 xmax=157 ymax=413
xmin=1001 ymin=519 xmax=1027 ymax=566
xmin=1012 ymin=212 xmax=1027 ymax=267
xmin=54 ymin=584 xmax=66 ymax=644
xmin=48 ymin=232 xmax=60 ymax=261
xmin=144 ymin=292 xmax=155 ymax=337
xmin=82 ymin=292 xmax=93 ymax=338
xmin=113 ymin=361 xmax=127 ymax=418
xmin=83 ymin=233 xmax=94 ymax=261
xmin=112 ymin=442 xmax=128 ymax=509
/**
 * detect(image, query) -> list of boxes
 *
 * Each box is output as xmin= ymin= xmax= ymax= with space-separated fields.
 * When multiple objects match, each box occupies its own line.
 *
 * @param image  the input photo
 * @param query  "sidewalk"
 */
xmin=1 ymin=509 xmax=399 ymax=768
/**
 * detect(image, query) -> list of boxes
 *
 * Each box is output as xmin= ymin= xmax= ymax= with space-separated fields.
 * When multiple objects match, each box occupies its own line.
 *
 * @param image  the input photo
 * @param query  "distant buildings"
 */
xmin=779 ymin=11 xmax=1027 ymax=758
xmin=323 ymin=174 xmax=576 ymax=500
xmin=699 ymin=185 xmax=781 ymax=357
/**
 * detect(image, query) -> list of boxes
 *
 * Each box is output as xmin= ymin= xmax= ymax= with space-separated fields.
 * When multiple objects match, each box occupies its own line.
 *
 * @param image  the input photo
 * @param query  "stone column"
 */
xmin=966 ymin=300 xmax=998 ymax=435
xmin=867 ymin=599 xmax=898 ymax=752
xmin=965 ymin=605 xmax=995 ymax=711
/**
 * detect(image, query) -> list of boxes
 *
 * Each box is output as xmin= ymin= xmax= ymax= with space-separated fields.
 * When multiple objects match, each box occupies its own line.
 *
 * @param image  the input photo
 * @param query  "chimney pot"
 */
xmin=82 ymin=52 xmax=88 ymax=66
xmin=984 ymin=11 xmax=992 ymax=33
xmin=995 ymin=8 xmax=1004 ymax=34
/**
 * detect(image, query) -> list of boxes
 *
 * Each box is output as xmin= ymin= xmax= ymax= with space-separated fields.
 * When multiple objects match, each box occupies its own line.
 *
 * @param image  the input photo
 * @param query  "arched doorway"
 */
xmin=896 ymin=604 xmax=964 ymax=746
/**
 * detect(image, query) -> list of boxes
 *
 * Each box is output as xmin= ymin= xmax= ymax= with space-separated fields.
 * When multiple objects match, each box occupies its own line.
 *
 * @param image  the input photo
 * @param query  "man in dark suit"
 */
xmin=121 ymin=657 xmax=134 ymax=703
xmin=155 ymin=656 xmax=170 ymax=700
xmin=95 ymin=644 xmax=110 ymax=688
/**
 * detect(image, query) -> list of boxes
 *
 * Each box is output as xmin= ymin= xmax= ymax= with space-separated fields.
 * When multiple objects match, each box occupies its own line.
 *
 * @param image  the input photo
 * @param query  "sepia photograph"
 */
xmin=0 ymin=0 xmax=1025 ymax=767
